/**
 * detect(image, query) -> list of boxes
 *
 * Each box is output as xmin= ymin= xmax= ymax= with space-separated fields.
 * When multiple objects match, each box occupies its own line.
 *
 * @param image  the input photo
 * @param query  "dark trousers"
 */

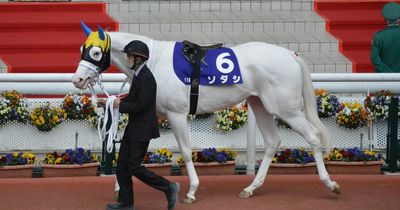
xmin=117 ymin=139 xmax=171 ymax=204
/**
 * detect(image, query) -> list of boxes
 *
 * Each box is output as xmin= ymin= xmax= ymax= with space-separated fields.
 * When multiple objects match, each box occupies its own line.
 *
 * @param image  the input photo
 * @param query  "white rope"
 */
xmin=97 ymin=95 xmax=120 ymax=153
xmin=88 ymin=76 xmax=129 ymax=153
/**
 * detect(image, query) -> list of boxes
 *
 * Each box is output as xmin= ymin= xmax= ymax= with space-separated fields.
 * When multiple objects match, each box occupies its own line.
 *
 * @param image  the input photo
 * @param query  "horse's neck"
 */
xmin=108 ymin=32 xmax=174 ymax=79
xmin=147 ymin=39 xmax=175 ymax=73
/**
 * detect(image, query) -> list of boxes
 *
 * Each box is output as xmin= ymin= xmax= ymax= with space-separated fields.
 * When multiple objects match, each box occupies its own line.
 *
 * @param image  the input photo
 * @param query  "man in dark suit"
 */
xmin=100 ymin=40 xmax=179 ymax=210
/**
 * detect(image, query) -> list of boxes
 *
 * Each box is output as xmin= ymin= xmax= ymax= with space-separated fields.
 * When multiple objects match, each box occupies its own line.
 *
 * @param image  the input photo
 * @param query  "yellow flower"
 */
xmin=324 ymin=155 xmax=330 ymax=161
xmin=156 ymin=148 xmax=173 ymax=158
xmin=12 ymin=152 xmax=18 ymax=158
xmin=177 ymin=156 xmax=184 ymax=165
xmin=365 ymin=150 xmax=376 ymax=156
xmin=335 ymin=153 xmax=343 ymax=161
xmin=27 ymin=153 xmax=36 ymax=164
xmin=309 ymin=150 xmax=314 ymax=156
xmin=39 ymin=116 xmax=45 ymax=124
xmin=229 ymin=111 xmax=234 ymax=117
xmin=55 ymin=157 xmax=62 ymax=164
xmin=220 ymin=148 xmax=237 ymax=159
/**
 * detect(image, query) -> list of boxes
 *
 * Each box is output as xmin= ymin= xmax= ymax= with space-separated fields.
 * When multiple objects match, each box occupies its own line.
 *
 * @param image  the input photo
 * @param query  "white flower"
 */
xmin=344 ymin=107 xmax=351 ymax=116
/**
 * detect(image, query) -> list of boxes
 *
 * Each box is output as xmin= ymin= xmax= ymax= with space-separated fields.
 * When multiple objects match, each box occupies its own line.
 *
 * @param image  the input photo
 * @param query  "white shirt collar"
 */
xmin=134 ymin=62 xmax=146 ymax=76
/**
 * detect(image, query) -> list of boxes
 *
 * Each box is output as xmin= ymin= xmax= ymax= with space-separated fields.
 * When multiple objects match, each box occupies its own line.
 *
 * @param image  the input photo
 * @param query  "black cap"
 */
xmin=121 ymin=40 xmax=149 ymax=59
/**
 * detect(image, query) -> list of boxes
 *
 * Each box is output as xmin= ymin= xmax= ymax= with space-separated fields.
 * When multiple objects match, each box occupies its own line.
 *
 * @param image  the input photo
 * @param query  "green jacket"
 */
xmin=371 ymin=25 xmax=400 ymax=73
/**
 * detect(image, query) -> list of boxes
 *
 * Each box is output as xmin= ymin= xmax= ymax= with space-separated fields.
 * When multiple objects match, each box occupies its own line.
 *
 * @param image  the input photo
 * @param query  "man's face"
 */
xmin=126 ymin=54 xmax=143 ymax=70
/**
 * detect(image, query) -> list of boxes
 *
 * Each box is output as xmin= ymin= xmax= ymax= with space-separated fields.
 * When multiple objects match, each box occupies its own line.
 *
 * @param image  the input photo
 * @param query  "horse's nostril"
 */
xmin=79 ymin=78 xmax=83 ymax=82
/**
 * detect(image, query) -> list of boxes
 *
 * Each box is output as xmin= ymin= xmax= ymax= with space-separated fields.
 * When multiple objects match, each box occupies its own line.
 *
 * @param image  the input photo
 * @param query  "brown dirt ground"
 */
xmin=0 ymin=175 xmax=399 ymax=210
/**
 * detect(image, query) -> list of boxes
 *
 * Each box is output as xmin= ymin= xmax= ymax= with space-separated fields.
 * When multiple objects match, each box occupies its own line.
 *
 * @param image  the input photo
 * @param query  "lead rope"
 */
xmin=88 ymin=76 xmax=129 ymax=153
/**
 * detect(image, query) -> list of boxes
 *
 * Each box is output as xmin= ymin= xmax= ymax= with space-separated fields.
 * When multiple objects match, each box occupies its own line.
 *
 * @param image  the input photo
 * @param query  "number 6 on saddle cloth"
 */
xmin=175 ymin=40 xmax=243 ymax=115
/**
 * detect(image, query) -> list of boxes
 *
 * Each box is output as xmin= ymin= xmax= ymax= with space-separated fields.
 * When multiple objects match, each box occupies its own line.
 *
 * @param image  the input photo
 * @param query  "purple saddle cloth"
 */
xmin=172 ymin=42 xmax=243 ymax=85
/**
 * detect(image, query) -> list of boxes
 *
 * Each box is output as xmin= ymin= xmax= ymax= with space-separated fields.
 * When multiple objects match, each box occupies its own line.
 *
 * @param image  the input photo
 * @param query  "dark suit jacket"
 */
xmin=119 ymin=65 xmax=160 ymax=142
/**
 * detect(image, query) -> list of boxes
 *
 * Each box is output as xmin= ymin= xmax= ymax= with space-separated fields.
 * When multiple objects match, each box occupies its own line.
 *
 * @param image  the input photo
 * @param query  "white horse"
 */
xmin=72 ymin=25 xmax=340 ymax=203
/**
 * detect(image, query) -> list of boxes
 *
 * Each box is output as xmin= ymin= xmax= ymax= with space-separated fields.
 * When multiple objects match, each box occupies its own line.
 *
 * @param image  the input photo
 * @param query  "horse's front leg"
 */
xmin=167 ymin=112 xmax=199 ymax=204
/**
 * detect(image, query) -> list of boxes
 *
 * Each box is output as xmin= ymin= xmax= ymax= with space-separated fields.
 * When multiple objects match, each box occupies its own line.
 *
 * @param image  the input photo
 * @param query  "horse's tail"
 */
xmin=295 ymin=54 xmax=330 ymax=153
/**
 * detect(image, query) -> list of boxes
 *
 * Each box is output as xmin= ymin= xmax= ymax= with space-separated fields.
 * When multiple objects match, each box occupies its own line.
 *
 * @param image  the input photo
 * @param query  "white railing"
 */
xmin=2 ymin=73 xmax=400 ymax=94
xmin=0 ymin=73 xmax=129 ymax=95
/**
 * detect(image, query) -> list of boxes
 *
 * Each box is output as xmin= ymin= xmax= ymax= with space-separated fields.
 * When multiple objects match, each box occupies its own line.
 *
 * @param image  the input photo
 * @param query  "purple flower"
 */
xmin=216 ymin=152 xmax=227 ymax=163
xmin=199 ymin=148 xmax=232 ymax=163
xmin=5 ymin=153 xmax=12 ymax=161
xmin=149 ymin=153 xmax=165 ymax=164
xmin=77 ymin=147 xmax=84 ymax=154
xmin=353 ymin=147 xmax=360 ymax=157
xmin=65 ymin=149 xmax=73 ymax=157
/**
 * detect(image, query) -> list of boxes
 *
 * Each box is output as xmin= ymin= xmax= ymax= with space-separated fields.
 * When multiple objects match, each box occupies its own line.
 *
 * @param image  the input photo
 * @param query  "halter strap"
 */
xmin=79 ymin=60 xmax=100 ymax=74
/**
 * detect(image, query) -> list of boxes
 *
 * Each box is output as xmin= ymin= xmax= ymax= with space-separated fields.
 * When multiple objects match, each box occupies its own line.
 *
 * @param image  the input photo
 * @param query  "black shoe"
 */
xmin=106 ymin=203 xmax=134 ymax=210
xmin=166 ymin=182 xmax=180 ymax=210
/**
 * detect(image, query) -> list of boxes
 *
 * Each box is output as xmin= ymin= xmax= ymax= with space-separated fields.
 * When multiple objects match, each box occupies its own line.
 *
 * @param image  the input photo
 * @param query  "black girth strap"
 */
xmin=189 ymin=44 xmax=203 ymax=115
xmin=182 ymin=40 xmax=223 ymax=115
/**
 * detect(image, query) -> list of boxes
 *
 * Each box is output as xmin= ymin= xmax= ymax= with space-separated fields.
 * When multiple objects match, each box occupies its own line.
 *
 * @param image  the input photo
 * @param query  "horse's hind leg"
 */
xmin=239 ymin=97 xmax=281 ymax=198
xmin=166 ymin=111 xmax=199 ymax=203
xmin=281 ymin=114 xmax=340 ymax=194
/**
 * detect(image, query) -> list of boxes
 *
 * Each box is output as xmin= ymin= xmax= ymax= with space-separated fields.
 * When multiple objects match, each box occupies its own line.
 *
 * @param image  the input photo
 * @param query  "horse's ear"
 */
xmin=98 ymin=25 xmax=105 ymax=40
xmin=80 ymin=21 xmax=92 ymax=37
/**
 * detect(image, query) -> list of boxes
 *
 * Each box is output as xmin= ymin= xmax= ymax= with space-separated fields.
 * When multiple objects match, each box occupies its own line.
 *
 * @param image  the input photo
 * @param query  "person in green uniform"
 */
xmin=371 ymin=2 xmax=400 ymax=73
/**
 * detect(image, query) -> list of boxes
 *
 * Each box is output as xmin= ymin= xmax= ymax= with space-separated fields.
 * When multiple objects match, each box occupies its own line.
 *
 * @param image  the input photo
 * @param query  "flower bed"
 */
xmin=272 ymin=148 xmax=315 ymax=164
xmin=0 ymin=90 xmax=29 ymax=127
xmin=315 ymin=89 xmax=340 ymax=118
xmin=364 ymin=90 xmax=397 ymax=121
xmin=142 ymin=148 xmax=173 ymax=176
xmin=260 ymin=148 xmax=317 ymax=174
xmin=178 ymin=148 xmax=237 ymax=175
xmin=143 ymin=148 xmax=173 ymax=164
xmin=324 ymin=147 xmax=383 ymax=174
xmin=41 ymin=148 xmax=99 ymax=177
xmin=337 ymin=101 xmax=370 ymax=129
xmin=0 ymin=151 xmax=36 ymax=178
xmin=29 ymin=104 xmax=65 ymax=132
xmin=62 ymin=93 xmax=98 ymax=127
xmin=214 ymin=103 xmax=248 ymax=131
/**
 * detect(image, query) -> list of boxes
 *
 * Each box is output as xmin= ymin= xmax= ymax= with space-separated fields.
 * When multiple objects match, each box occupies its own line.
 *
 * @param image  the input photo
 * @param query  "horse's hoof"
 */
xmin=330 ymin=182 xmax=341 ymax=194
xmin=182 ymin=195 xmax=196 ymax=204
xmin=114 ymin=191 xmax=119 ymax=201
xmin=238 ymin=190 xmax=253 ymax=199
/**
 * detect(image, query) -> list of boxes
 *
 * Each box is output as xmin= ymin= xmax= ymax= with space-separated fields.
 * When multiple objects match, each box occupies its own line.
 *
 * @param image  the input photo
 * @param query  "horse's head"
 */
xmin=72 ymin=22 xmax=111 ymax=89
